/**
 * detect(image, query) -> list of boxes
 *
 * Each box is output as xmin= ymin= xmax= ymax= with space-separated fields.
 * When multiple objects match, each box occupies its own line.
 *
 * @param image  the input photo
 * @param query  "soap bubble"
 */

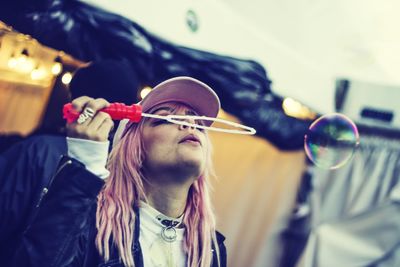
xmin=304 ymin=113 xmax=360 ymax=169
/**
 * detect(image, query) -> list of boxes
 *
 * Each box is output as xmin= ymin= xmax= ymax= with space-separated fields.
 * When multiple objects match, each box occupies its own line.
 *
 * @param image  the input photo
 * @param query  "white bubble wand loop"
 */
xmin=141 ymin=113 xmax=256 ymax=135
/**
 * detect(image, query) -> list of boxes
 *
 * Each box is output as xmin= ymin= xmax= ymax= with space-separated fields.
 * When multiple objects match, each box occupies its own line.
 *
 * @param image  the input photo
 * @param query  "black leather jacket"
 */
xmin=6 ymin=156 xmax=227 ymax=267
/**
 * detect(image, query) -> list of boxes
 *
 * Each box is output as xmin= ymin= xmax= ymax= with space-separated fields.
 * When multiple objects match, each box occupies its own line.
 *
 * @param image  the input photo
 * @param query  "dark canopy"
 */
xmin=1 ymin=0 xmax=312 ymax=150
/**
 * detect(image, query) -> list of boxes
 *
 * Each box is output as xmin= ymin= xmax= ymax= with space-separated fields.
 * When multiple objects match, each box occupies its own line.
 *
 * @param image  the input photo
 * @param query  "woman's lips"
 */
xmin=180 ymin=134 xmax=201 ymax=145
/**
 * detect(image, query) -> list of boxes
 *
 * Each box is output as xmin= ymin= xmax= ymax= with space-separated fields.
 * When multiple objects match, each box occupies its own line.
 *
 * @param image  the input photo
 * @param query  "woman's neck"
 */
xmin=144 ymin=181 xmax=191 ymax=218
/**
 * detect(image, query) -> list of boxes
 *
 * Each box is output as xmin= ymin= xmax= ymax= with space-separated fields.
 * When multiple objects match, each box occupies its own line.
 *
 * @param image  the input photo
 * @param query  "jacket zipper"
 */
xmin=36 ymin=158 xmax=72 ymax=208
xmin=23 ymin=158 xmax=72 ymax=234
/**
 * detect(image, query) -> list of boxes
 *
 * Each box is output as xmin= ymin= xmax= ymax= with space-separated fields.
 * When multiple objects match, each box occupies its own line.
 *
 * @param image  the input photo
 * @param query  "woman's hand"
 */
xmin=66 ymin=96 xmax=114 ymax=142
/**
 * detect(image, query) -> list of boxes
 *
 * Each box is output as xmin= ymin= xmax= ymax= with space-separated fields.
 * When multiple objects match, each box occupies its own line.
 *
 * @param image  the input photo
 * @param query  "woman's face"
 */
xmin=141 ymin=103 xmax=208 ymax=180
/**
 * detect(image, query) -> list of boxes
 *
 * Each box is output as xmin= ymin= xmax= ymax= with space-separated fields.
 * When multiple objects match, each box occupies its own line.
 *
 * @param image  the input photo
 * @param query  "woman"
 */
xmin=12 ymin=77 xmax=226 ymax=267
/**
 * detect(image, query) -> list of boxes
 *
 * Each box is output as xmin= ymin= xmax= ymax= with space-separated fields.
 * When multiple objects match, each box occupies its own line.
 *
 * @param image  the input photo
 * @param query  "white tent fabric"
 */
xmin=299 ymin=136 xmax=400 ymax=267
xmin=220 ymin=0 xmax=400 ymax=112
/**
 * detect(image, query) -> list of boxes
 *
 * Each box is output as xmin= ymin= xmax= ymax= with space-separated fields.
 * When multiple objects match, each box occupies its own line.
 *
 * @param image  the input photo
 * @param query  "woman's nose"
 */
xmin=179 ymin=118 xmax=196 ymax=131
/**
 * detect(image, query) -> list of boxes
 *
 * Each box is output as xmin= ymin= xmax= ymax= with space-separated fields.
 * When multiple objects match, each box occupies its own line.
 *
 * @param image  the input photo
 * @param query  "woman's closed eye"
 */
xmin=152 ymin=119 xmax=172 ymax=126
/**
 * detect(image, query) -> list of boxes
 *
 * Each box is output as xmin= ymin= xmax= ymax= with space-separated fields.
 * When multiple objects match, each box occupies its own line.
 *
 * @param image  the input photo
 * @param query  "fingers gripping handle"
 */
xmin=63 ymin=103 xmax=142 ymax=123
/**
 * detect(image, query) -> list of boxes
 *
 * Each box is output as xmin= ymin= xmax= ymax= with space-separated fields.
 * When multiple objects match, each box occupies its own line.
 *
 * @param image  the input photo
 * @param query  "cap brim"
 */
xmin=140 ymin=76 xmax=220 ymax=124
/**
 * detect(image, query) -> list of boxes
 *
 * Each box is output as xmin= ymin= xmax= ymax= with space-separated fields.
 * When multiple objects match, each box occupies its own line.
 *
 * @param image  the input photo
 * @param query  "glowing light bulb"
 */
xmin=61 ymin=72 xmax=73 ymax=85
xmin=283 ymin=98 xmax=302 ymax=114
xmin=140 ymin=86 xmax=152 ymax=99
xmin=51 ymin=62 xmax=62 ymax=75
xmin=282 ymin=97 xmax=316 ymax=120
xmin=16 ymin=54 xmax=35 ymax=73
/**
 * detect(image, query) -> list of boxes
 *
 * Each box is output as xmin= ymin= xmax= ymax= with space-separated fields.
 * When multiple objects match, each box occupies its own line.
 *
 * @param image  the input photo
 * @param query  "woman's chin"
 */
xmin=176 ymin=158 xmax=204 ymax=178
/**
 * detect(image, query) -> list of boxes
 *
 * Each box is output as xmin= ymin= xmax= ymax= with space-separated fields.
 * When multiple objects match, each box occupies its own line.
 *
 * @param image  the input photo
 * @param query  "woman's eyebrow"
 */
xmin=151 ymin=106 xmax=198 ymax=116
xmin=151 ymin=107 xmax=174 ymax=114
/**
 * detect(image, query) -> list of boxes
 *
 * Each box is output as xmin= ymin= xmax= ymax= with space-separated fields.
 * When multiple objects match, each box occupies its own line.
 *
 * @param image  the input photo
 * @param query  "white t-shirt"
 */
xmin=139 ymin=201 xmax=187 ymax=267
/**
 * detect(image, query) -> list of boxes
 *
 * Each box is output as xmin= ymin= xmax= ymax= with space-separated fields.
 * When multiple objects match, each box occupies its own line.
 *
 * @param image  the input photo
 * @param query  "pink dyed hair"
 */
xmin=95 ymin=103 xmax=221 ymax=267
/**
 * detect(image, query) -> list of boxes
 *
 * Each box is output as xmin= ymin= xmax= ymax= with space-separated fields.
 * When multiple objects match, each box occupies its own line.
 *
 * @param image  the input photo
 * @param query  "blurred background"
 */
xmin=1 ymin=0 xmax=400 ymax=266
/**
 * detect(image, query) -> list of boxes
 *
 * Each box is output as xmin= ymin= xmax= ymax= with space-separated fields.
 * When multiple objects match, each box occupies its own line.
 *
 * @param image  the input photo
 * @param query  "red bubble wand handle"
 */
xmin=63 ymin=103 xmax=142 ymax=123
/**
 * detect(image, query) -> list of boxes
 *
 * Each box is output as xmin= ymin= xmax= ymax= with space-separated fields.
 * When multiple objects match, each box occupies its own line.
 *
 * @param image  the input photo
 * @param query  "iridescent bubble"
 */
xmin=304 ymin=113 xmax=360 ymax=169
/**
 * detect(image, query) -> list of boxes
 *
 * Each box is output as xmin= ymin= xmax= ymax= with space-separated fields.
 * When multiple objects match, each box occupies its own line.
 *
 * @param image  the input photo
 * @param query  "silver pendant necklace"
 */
xmin=159 ymin=219 xmax=180 ymax=242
